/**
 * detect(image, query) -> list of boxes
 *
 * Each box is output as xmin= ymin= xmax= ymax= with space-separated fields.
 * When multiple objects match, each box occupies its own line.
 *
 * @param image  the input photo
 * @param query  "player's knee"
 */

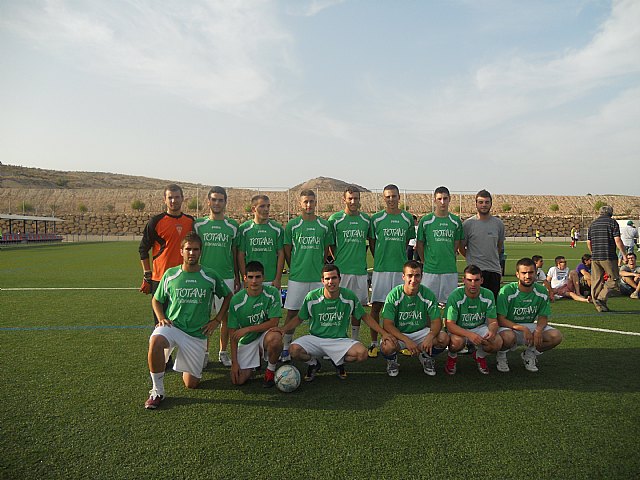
xmin=500 ymin=330 xmax=516 ymax=348
xmin=289 ymin=344 xmax=304 ymax=359
xmin=449 ymin=335 xmax=464 ymax=352
xmin=436 ymin=332 xmax=450 ymax=348
xmin=265 ymin=331 xmax=283 ymax=349
xmin=379 ymin=338 xmax=395 ymax=356
xmin=149 ymin=335 xmax=168 ymax=353
xmin=548 ymin=329 xmax=563 ymax=347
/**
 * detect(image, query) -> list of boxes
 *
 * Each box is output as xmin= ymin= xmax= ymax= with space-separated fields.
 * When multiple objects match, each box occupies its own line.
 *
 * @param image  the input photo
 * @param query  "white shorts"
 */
xmin=236 ymin=330 xmax=270 ymax=370
xmin=151 ymin=326 xmax=206 ymax=378
xmin=213 ymin=278 xmax=235 ymax=315
xmin=340 ymin=274 xmax=369 ymax=305
xmin=284 ymin=280 xmax=323 ymax=310
xmin=421 ymin=273 xmax=459 ymax=304
xmin=371 ymin=271 xmax=404 ymax=303
xmin=499 ymin=323 xmax=556 ymax=347
xmin=396 ymin=326 xmax=434 ymax=349
xmin=292 ymin=335 xmax=360 ymax=366
xmin=450 ymin=325 xmax=489 ymax=343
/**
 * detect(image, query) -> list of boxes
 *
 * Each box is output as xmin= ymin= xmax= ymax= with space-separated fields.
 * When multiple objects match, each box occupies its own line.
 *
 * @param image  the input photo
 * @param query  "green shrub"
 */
xmin=78 ymin=204 xmax=88 ymax=213
xmin=131 ymin=200 xmax=145 ymax=212
xmin=187 ymin=198 xmax=199 ymax=211
xmin=501 ymin=203 xmax=512 ymax=212
xmin=549 ymin=204 xmax=560 ymax=212
xmin=593 ymin=200 xmax=607 ymax=212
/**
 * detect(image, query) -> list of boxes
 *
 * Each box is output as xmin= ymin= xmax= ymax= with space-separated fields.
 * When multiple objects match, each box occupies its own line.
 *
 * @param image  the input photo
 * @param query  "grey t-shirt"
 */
xmin=462 ymin=215 xmax=505 ymax=274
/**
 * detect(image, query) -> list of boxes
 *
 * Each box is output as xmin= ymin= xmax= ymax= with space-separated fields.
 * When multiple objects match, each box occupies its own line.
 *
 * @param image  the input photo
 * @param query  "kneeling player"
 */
xmin=444 ymin=265 xmax=512 ymax=375
xmin=379 ymin=260 xmax=449 ymax=377
xmin=277 ymin=264 xmax=392 ymax=381
xmin=145 ymin=232 xmax=231 ymax=409
xmin=497 ymin=257 xmax=563 ymax=372
xmin=228 ymin=261 xmax=283 ymax=388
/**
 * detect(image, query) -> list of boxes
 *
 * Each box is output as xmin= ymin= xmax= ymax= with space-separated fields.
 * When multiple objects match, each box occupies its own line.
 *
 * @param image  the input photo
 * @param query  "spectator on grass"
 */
xmin=547 ymin=256 xmax=590 ymax=303
xmin=328 ymin=186 xmax=371 ymax=341
xmin=497 ymin=257 xmax=563 ymax=373
xmin=275 ymin=264 xmax=392 ymax=381
xmin=138 ymin=184 xmax=194 ymax=369
xmin=587 ymin=206 xmax=627 ymax=312
xmin=576 ymin=254 xmax=592 ymax=297
xmin=459 ymin=189 xmax=505 ymax=301
xmin=144 ymin=232 xmax=231 ymax=410
xmin=444 ymin=265 xmax=513 ymax=375
xmin=379 ymin=260 xmax=449 ymax=377
xmin=532 ymin=255 xmax=553 ymax=301
xmin=619 ymin=252 xmax=640 ymax=299
xmin=194 ymin=186 xmax=240 ymax=368
xmin=228 ymin=261 xmax=283 ymax=388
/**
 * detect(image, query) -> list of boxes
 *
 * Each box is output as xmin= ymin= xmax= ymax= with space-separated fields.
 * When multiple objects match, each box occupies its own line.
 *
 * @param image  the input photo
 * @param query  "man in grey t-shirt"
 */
xmin=459 ymin=189 xmax=505 ymax=300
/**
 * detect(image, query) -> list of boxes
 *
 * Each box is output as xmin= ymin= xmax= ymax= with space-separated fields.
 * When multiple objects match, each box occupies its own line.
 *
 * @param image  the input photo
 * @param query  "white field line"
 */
xmin=549 ymin=322 xmax=640 ymax=336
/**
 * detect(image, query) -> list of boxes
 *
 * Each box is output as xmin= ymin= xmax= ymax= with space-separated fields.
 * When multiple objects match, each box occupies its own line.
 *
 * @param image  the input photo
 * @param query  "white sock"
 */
xmin=283 ymin=333 xmax=293 ymax=350
xmin=150 ymin=372 xmax=165 ymax=395
xmin=351 ymin=325 xmax=360 ymax=339
xmin=497 ymin=350 xmax=507 ymax=358
xmin=267 ymin=362 xmax=277 ymax=372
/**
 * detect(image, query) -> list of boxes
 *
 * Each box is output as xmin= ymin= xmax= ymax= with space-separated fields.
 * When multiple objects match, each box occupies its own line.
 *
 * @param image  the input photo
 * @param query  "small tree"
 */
xmin=187 ymin=198 xmax=199 ymax=211
xmin=21 ymin=201 xmax=35 ymax=213
xmin=453 ymin=205 xmax=461 ymax=213
xmin=244 ymin=204 xmax=252 ymax=213
xmin=78 ymin=204 xmax=88 ymax=213
xmin=593 ymin=200 xmax=607 ymax=212
xmin=105 ymin=204 xmax=115 ymax=213
xmin=549 ymin=204 xmax=560 ymax=212
xmin=131 ymin=200 xmax=145 ymax=212
xmin=501 ymin=203 xmax=512 ymax=212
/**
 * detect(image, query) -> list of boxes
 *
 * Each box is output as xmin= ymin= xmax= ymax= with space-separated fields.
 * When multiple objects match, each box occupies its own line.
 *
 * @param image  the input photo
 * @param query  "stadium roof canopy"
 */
xmin=0 ymin=214 xmax=64 ymax=222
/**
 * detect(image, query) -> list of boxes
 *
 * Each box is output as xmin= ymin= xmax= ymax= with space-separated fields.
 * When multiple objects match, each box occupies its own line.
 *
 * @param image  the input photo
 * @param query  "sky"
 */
xmin=0 ymin=0 xmax=638 ymax=195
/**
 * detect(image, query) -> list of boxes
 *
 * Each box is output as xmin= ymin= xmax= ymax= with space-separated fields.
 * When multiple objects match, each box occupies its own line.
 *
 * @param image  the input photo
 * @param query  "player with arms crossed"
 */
xmin=238 ymin=195 xmax=284 ymax=289
xmin=379 ymin=260 xmax=449 ymax=377
xmin=144 ymin=232 xmax=231 ymax=409
xmin=368 ymin=184 xmax=415 ymax=358
xmin=228 ymin=261 xmax=284 ymax=388
xmin=194 ymin=186 xmax=240 ymax=367
xmin=416 ymin=186 xmax=464 ymax=305
xmin=444 ymin=265 xmax=512 ymax=375
xmin=281 ymin=190 xmax=333 ymax=362
xmin=328 ymin=186 xmax=371 ymax=340
xmin=497 ymin=257 xmax=563 ymax=372
xmin=277 ymin=264 xmax=392 ymax=381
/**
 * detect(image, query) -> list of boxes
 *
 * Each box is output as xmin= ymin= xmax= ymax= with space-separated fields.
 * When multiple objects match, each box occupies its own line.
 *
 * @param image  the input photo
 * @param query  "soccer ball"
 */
xmin=275 ymin=365 xmax=301 ymax=393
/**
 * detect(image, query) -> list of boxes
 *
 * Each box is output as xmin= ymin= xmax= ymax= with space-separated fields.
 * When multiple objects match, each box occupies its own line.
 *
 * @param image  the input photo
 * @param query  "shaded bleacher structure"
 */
xmin=0 ymin=214 xmax=64 ymax=244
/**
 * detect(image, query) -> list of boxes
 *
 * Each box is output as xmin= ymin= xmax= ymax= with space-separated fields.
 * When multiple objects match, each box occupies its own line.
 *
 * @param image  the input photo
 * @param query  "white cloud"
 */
xmin=285 ymin=0 xmax=346 ymax=17
xmin=1 ymin=0 xmax=294 ymax=109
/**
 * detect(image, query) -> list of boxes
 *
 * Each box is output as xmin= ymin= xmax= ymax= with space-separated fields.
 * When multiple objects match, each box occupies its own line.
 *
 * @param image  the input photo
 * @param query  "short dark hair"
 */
xmin=343 ymin=186 xmax=360 ymax=196
xmin=434 ymin=186 xmax=450 ymax=197
xmin=251 ymin=194 xmax=269 ymax=205
xmin=208 ymin=186 xmax=227 ymax=201
xmin=463 ymin=265 xmax=482 ymax=277
xmin=581 ymin=253 xmax=592 ymax=263
xmin=300 ymin=189 xmax=315 ymax=198
xmin=627 ymin=252 xmax=636 ymax=259
xmin=164 ymin=184 xmax=183 ymax=198
xmin=245 ymin=261 xmax=264 ymax=275
xmin=555 ymin=256 xmax=565 ymax=265
xmin=321 ymin=264 xmax=340 ymax=277
xmin=516 ymin=257 xmax=536 ymax=270
xmin=181 ymin=231 xmax=202 ymax=248
xmin=476 ymin=189 xmax=492 ymax=202
xmin=532 ymin=255 xmax=543 ymax=263
xmin=383 ymin=184 xmax=400 ymax=194
xmin=403 ymin=260 xmax=423 ymax=272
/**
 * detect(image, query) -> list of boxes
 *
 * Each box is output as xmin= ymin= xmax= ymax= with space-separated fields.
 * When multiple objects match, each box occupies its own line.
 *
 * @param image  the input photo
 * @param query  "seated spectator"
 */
xmin=619 ymin=252 xmax=640 ymax=299
xmin=575 ymin=254 xmax=592 ymax=297
xmin=547 ymin=256 xmax=590 ymax=303
xmin=532 ymin=255 xmax=553 ymax=301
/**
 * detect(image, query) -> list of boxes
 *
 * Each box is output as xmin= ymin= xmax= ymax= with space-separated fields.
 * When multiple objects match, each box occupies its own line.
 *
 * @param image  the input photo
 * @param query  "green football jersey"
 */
xmin=194 ymin=216 xmax=239 ymax=280
xmin=417 ymin=212 xmax=464 ymax=274
xmin=445 ymin=286 xmax=496 ymax=329
xmin=227 ymin=285 xmax=282 ymax=345
xmin=154 ymin=266 xmax=231 ymax=339
xmin=328 ymin=210 xmax=370 ymax=275
xmin=238 ymin=219 xmax=284 ymax=282
xmin=284 ymin=216 xmax=333 ymax=282
xmin=497 ymin=282 xmax=552 ymax=324
xmin=369 ymin=210 xmax=415 ymax=273
xmin=298 ymin=287 xmax=365 ymax=339
xmin=381 ymin=284 xmax=440 ymax=334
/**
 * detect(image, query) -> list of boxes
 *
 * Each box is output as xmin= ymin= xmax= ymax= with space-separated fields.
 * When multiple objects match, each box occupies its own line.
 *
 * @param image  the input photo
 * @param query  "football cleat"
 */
xmin=144 ymin=389 xmax=164 ymax=410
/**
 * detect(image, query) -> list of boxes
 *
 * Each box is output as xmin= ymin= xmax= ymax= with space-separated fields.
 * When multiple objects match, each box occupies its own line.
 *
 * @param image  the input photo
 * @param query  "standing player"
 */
xmin=496 ymin=257 xmax=563 ymax=373
xmin=228 ymin=261 xmax=283 ymax=387
xmin=416 ymin=186 xmax=464 ymax=305
xmin=459 ymin=189 xmax=505 ymax=301
xmin=277 ymin=264 xmax=392 ymax=381
xmin=194 ymin=186 xmax=240 ymax=367
xmin=281 ymin=190 xmax=333 ymax=362
xmin=368 ymin=184 xmax=415 ymax=357
xmin=328 ymin=186 xmax=371 ymax=340
xmin=138 ymin=184 xmax=194 ymax=369
xmin=444 ymin=265 xmax=511 ymax=375
xmin=144 ymin=232 xmax=231 ymax=409
xmin=237 ymin=194 xmax=284 ymax=289
xmin=379 ymin=260 xmax=449 ymax=377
